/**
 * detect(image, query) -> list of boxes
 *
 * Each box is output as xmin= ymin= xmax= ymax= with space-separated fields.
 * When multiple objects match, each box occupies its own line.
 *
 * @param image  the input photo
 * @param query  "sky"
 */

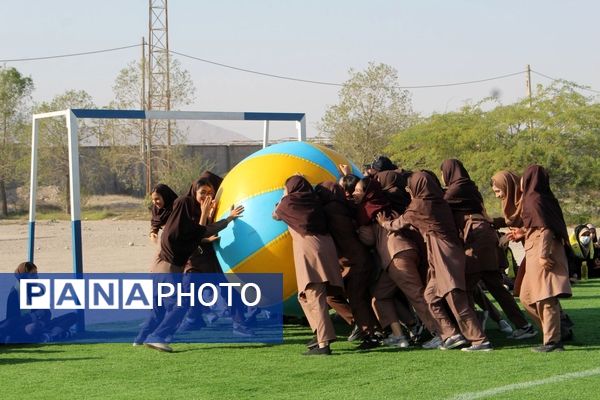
xmin=2 ymin=0 xmax=600 ymax=140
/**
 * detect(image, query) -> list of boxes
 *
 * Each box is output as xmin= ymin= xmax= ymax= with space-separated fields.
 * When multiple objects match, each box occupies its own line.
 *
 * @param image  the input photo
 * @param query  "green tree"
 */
xmin=387 ymin=81 xmax=600 ymax=223
xmin=318 ymin=62 xmax=416 ymax=167
xmin=35 ymin=90 xmax=100 ymax=212
xmin=0 ymin=66 xmax=34 ymax=216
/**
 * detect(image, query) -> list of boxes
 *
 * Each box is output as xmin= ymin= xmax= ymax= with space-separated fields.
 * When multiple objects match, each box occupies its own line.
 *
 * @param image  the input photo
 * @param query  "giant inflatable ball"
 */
xmin=213 ymin=142 xmax=361 ymax=315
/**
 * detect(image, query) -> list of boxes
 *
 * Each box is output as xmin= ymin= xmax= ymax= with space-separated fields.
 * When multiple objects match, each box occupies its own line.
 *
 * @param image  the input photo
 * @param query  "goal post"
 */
xmin=28 ymin=109 xmax=307 ymax=277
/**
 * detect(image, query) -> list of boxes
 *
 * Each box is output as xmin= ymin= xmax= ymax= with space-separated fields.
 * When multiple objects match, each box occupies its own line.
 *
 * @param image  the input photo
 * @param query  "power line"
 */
xmin=3 ymin=43 xmax=599 ymax=94
xmin=0 ymin=44 xmax=141 ymax=62
xmin=170 ymin=49 xmax=525 ymax=89
xmin=531 ymin=70 xmax=600 ymax=94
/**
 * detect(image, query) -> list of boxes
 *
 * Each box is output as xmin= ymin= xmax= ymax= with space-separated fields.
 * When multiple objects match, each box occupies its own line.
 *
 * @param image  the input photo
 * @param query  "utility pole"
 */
xmin=147 ymin=0 xmax=171 ymax=190
xmin=526 ymin=64 xmax=533 ymax=130
xmin=141 ymin=36 xmax=150 ymax=194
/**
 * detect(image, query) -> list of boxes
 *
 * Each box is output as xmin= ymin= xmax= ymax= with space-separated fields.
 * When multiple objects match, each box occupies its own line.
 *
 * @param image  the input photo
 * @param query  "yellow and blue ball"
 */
xmin=213 ymin=141 xmax=360 ymax=315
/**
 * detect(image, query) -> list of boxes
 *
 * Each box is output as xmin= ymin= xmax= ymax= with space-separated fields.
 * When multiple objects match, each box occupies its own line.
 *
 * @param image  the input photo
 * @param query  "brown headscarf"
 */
xmin=355 ymin=176 xmax=392 ymax=226
xmin=403 ymin=171 xmax=459 ymax=241
xmin=491 ymin=170 xmax=523 ymax=227
xmin=376 ymin=170 xmax=412 ymax=215
xmin=276 ymin=175 xmax=328 ymax=236
xmin=521 ymin=165 xmax=569 ymax=243
xmin=151 ymin=183 xmax=179 ymax=231
xmin=440 ymin=159 xmax=484 ymax=214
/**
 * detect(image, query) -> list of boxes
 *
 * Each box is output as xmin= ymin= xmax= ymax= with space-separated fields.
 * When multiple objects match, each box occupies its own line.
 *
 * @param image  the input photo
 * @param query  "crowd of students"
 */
xmin=272 ymin=156 xmax=595 ymax=355
xmin=5 ymin=158 xmax=596 ymax=355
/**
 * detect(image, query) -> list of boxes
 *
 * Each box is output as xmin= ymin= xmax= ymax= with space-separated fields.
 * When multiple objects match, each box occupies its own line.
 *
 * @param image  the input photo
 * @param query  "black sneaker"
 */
xmin=306 ymin=335 xmax=318 ymax=349
xmin=357 ymin=336 xmax=381 ymax=350
xmin=303 ymin=345 xmax=332 ymax=356
xmin=532 ymin=342 xmax=564 ymax=353
xmin=347 ymin=324 xmax=362 ymax=342
xmin=439 ymin=334 xmax=468 ymax=350
xmin=461 ymin=341 xmax=493 ymax=352
xmin=307 ymin=336 xmax=336 ymax=349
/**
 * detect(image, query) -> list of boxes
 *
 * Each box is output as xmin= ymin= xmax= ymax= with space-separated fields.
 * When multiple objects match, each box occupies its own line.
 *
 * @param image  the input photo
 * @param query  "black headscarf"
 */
xmin=151 ymin=184 xmax=178 ymax=232
xmin=521 ymin=165 xmax=569 ymax=244
xmin=276 ymin=176 xmax=328 ymax=236
xmin=440 ymin=159 xmax=484 ymax=214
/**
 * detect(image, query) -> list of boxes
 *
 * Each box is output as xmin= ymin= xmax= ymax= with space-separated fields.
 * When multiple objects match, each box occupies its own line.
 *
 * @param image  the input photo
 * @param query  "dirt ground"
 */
xmin=0 ymin=220 xmax=156 ymax=273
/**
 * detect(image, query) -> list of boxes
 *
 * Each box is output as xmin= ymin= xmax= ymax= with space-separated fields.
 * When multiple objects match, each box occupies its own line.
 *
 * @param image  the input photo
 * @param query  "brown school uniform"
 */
xmin=442 ymin=159 xmax=529 ymax=329
xmin=273 ymin=176 xmax=343 ymax=345
xmin=519 ymin=165 xmax=572 ymax=345
xmin=355 ymin=177 xmax=438 ymax=334
xmin=315 ymin=182 xmax=379 ymax=333
xmin=520 ymin=228 xmax=572 ymax=343
xmin=382 ymin=171 xmax=487 ymax=345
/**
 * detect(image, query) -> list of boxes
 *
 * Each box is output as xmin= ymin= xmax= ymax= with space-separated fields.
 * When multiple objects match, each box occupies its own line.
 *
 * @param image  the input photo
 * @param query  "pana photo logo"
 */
xmin=19 ymin=278 xmax=262 ymax=310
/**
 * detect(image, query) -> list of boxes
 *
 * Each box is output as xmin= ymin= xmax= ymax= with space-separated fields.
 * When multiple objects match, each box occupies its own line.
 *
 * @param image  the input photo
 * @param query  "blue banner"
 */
xmin=0 ymin=273 xmax=283 ymax=344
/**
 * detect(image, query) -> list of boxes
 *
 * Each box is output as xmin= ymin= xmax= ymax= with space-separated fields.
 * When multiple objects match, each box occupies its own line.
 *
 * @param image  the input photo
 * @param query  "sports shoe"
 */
xmin=439 ymin=334 xmax=468 ymax=350
xmin=531 ymin=341 xmax=564 ymax=352
xmin=509 ymin=324 xmax=537 ymax=340
xmin=356 ymin=336 xmax=381 ymax=350
xmin=302 ymin=345 xmax=332 ymax=356
xmin=498 ymin=320 xmax=513 ymax=335
xmin=408 ymin=322 xmax=424 ymax=342
xmin=233 ymin=323 xmax=254 ymax=337
xmin=306 ymin=335 xmax=318 ymax=349
xmin=461 ymin=341 xmax=493 ymax=352
xmin=382 ymin=334 xmax=409 ymax=348
xmin=145 ymin=342 xmax=173 ymax=352
xmin=422 ymin=335 xmax=443 ymax=349
xmin=347 ymin=324 xmax=362 ymax=342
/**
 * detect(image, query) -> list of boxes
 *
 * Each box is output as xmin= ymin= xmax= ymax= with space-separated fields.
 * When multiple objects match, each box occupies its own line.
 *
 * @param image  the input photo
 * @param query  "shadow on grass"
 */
xmin=0 ymin=356 xmax=101 ymax=365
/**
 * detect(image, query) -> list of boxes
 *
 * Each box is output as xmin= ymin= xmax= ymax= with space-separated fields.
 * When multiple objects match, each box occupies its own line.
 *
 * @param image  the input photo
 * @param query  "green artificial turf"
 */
xmin=2 ymin=281 xmax=600 ymax=400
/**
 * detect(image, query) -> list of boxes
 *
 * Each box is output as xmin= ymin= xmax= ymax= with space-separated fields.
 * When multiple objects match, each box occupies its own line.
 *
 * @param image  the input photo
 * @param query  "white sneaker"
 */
xmin=383 ymin=334 xmax=409 ymax=348
xmin=145 ymin=342 xmax=173 ymax=352
xmin=422 ymin=335 xmax=443 ymax=349
xmin=498 ymin=320 xmax=513 ymax=334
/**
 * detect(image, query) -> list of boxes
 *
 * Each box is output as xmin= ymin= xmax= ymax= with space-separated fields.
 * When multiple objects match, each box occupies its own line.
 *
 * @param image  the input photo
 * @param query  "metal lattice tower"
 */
xmin=146 ymin=0 xmax=172 ymax=190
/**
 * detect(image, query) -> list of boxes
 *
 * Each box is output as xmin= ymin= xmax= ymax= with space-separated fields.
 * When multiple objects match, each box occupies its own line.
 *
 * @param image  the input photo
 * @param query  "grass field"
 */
xmin=2 ymin=281 xmax=600 ymax=400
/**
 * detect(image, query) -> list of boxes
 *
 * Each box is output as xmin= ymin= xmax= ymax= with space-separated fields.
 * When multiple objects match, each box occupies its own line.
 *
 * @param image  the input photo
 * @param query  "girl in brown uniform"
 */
xmin=137 ymin=179 xmax=243 ymax=352
xmin=273 ymin=175 xmax=344 ymax=355
xmin=314 ymin=181 xmax=380 ymax=349
xmin=354 ymin=176 xmax=438 ymax=348
xmin=441 ymin=160 xmax=532 ymax=338
xmin=506 ymin=165 xmax=572 ymax=352
xmin=377 ymin=171 xmax=491 ymax=351
xmin=149 ymin=184 xmax=179 ymax=241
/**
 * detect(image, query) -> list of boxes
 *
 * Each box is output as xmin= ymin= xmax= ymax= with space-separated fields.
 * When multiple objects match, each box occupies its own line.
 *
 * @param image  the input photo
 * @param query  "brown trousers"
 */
xmin=426 ymin=284 xmax=487 ymax=345
xmin=372 ymin=250 xmax=438 ymax=333
xmin=467 ymin=270 xmax=529 ymax=329
xmin=343 ymin=263 xmax=381 ymax=334
xmin=299 ymin=283 xmax=336 ymax=344
xmin=522 ymin=297 xmax=561 ymax=344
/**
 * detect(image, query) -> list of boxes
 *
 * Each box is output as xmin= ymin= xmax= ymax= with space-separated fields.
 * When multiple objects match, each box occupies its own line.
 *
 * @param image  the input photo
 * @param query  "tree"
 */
xmin=318 ymin=62 xmax=416 ymax=167
xmin=387 ymin=81 xmax=600 ymax=223
xmin=108 ymin=58 xmax=196 ymax=194
xmin=0 ymin=66 xmax=34 ymax=216
xmin=35 ymin=90 xmax=100 ymax=212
